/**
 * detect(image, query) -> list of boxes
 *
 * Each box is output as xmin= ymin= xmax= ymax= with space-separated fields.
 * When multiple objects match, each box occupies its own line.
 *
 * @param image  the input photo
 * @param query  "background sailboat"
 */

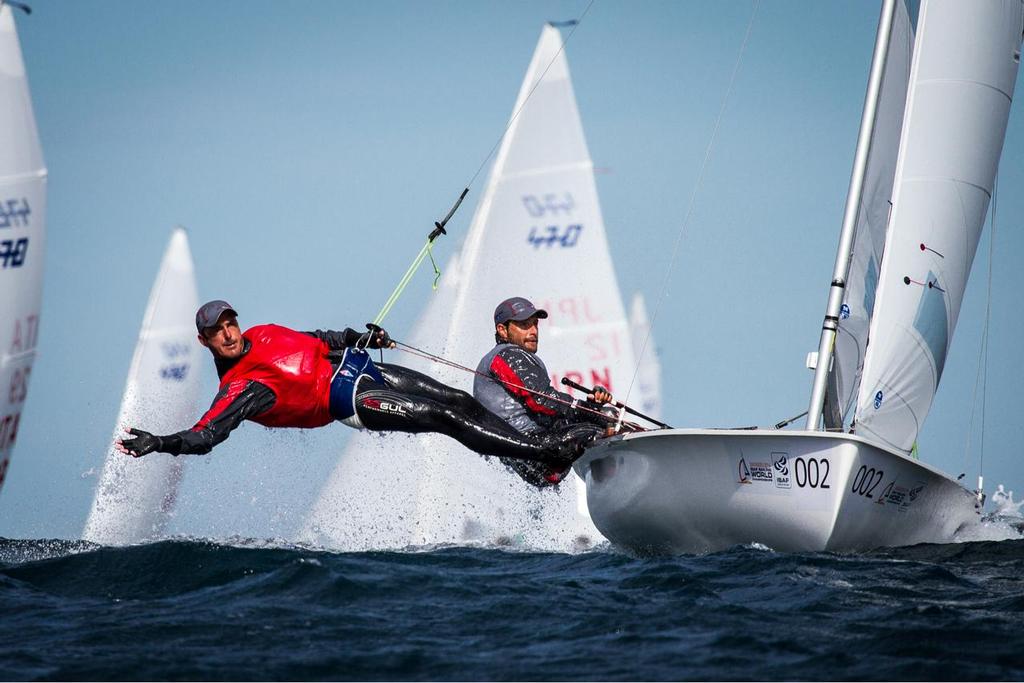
xmin=82 ymin=228 xmax=202 ymax=545
xmin=0 ymin=3 xmax=45 ymax=497
xmin=302 ymin=24 xmax=644 ymax=551
xmin=629 ymin=293 xmax=662 ymax=423
xmin=577 ymin=0 xmax=1023 ymax=554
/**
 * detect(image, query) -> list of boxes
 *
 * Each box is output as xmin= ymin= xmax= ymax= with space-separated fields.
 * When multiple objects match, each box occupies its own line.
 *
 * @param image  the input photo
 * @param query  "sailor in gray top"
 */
xmin=474 ymin=296 xmax=612 ymax=487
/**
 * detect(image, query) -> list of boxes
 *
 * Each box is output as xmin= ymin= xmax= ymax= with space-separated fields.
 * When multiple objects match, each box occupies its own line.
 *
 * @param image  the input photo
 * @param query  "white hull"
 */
xmin=574 ymin=429 xmax=980 ymax=554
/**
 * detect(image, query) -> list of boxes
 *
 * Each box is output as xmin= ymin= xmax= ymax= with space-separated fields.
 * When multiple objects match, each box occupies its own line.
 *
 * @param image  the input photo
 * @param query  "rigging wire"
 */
xmin=464 ymin=1 xmax=596 ymax=191
xmin=620 ymin=0 xmax=761 ymax=408
xmin=370 ymin=1 xmax=596 ymax=328
xmin=963 ymin=175 xmax=996 ymax=491
xmin=393 ymin=340 xmax=646 ymax=431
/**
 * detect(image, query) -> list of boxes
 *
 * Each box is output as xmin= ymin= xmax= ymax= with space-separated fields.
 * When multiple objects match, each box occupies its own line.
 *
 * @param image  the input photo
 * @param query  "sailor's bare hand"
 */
xmin=588 ymin=386 xmax=612 ymax=405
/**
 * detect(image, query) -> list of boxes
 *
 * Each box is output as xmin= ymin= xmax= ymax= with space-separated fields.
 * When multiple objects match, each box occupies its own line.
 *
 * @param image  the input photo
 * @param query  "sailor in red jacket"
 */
xmin=116 ymin=300 xmax=587 ymax=465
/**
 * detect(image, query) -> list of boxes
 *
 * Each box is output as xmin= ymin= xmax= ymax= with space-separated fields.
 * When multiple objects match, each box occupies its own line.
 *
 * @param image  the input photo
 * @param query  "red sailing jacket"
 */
xmin=208 ymin=324 xmax=335 ymax=429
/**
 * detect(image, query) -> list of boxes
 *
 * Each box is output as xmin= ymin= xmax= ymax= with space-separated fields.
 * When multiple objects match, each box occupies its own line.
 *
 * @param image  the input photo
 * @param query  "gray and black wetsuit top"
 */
xmin=473 ymin=343 xmax=602 ymax=434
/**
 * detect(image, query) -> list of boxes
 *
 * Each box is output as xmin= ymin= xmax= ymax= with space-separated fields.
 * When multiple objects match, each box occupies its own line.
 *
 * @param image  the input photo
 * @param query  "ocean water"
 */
xmin=2 ymin=521 xmax=1024 ymax=681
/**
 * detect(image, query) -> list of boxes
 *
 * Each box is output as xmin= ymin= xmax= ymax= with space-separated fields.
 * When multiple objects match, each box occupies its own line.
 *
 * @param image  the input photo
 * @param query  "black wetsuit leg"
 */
xmin=374 ymin=362 xmax=509 ymax=428
xmin=354 ymin=364 xmax=566 ymax=462
xmin=374 ymin=363 xmax=528 ymax=438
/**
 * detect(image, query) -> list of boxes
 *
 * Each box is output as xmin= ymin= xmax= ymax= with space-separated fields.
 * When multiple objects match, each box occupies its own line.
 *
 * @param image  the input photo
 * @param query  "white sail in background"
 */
xmin=828 ymin=0 xmax=914 ymax=427
xmin=83 ymin=228 xmax=202 ymax=544
xmin=303 ymin=25 xmax=636 ymax=551
xmin=0 ymin=4 xmax=46 ymax=496
xmin=855 ymin=0 xmax=1023 ymax=453
xmin=628 ymin=293 xmax=662 ymax=421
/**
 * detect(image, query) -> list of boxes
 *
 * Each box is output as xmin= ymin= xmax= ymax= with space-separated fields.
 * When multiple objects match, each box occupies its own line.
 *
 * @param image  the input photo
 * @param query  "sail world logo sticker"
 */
xmin=738 ymin=457 xmax=751 ymax=484
xmin=874 ymin=391 xmax=884 ymax=409
xmin=747 ymin=460 xmax=773 ymax=483
xmin=773 ymin=453 xmax=791 ymax=489
xmin=840 ymin=303 xmax=851 ymax=320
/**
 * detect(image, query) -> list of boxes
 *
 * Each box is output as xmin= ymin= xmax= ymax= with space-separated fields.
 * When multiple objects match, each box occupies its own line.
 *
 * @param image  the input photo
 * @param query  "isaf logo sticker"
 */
xmin=773 ymin=453 xmax=791 ymax=489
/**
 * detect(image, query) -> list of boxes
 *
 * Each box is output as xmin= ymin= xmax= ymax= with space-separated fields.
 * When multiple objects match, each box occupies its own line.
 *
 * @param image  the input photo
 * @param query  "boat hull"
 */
xmin=574 ymin=429 xmax=980 ymax=554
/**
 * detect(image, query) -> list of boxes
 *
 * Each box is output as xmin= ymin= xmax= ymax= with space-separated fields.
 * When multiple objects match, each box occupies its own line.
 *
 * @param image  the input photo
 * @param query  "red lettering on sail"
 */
xmin=551 ymin=369 xmax=613 ymax=394
xmin=590 ymin=367 xmax=612 ymax=392
xmin=8 ymin=314 xmax=39 ymax=354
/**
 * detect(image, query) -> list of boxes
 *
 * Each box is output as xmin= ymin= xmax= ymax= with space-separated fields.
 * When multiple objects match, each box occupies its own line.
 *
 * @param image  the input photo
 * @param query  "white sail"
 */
xmin=303 ymin=25 xmax=636 ymax=551
xmin=0 ymin=4 xmax=46 ymax=496
xmin=83 ymin=228 xmax=202 ymax=544
xmin=828 ymin=0 xmax=914 ymax=427
xmin=628 ymin=293 xmax=662 ymax=421
xmin=855 ymin=0 xmax=1023 ymax=452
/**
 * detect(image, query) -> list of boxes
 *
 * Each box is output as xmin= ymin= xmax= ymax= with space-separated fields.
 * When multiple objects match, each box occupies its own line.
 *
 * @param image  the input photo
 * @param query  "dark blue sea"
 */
xmin=2 ymin=530 xmax=1024 ymax=681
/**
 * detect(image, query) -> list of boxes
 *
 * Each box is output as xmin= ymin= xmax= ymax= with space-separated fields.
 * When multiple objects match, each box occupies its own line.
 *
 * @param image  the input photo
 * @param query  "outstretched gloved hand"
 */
xmin=115 ymin=427 xmax=165 ymax=458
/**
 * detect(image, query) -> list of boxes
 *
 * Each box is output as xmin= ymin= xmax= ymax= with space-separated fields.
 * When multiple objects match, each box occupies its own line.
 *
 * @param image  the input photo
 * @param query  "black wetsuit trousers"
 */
xmin=352 ymin=363 xmax=565 ymax=462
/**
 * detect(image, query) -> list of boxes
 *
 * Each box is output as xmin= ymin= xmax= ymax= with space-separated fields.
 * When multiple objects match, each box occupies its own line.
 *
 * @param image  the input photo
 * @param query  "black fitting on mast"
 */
xmin=428 ymin=188 xmax=469 ymax=242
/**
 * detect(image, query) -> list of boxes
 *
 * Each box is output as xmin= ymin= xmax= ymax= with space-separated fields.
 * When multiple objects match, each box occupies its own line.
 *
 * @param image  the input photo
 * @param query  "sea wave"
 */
xmin=1 ymin=537 xmax=1022 ymax=680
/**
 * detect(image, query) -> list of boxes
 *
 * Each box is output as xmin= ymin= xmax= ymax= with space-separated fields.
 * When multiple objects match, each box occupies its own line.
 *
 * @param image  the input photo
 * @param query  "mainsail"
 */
xmin=827 ymin=0 xmax=914 ymax=428
xmin=855 ymin=0 xmax=1023 ymax=452
xmin=0 ymin=4 xmax=46 ymax=496
xmin=303 ymin=25 xmax=637 ymax=551
xmin=83 ymin=228 xmax=202 ymax=544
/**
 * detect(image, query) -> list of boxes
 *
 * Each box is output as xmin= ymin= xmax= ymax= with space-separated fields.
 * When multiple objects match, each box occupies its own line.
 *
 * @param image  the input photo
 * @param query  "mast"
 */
xmin=805 ymin=0 xmax=898 ymax=430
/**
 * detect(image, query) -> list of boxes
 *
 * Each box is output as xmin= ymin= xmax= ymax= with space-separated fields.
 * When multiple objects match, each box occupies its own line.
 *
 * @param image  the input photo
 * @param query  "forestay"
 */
xmin=0 ymin=4 xmax=46 ymax=496
xmin=83 ymin=229 xmax=202 ymax=544
xmin=855 ymin=0 xmax=1024 ymax=452
xmin=303 ymin=25 xmax=638 ymax=550
xmin=827 ymin=0 xmax=914 ymax=428
xmin=629 ymin=293 xmax=662 ymax=421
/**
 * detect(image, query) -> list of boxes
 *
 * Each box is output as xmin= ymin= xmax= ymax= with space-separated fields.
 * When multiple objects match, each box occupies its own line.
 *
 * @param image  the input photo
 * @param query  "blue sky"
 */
xmin=1 ymin=1 xmax=1021 ymax=540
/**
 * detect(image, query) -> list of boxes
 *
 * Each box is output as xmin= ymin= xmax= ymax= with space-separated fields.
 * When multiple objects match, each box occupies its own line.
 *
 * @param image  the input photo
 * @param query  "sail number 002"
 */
xmin=794 ymin=457 xmax=830 ymax=488
xmin=851 ymin=465 xmax=884 ymax=498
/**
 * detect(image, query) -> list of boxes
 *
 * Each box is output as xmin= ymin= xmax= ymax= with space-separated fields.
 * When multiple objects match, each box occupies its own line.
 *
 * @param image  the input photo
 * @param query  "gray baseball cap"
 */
xmin=195 ymin=300 xmax=238 ymax=332
xmin=493 ymin=297 xmax=548 ymax=325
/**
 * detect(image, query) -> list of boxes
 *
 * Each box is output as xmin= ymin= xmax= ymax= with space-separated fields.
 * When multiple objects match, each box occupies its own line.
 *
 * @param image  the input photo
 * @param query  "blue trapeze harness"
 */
xmin=329 ymin=348 xmax=386 ymax=429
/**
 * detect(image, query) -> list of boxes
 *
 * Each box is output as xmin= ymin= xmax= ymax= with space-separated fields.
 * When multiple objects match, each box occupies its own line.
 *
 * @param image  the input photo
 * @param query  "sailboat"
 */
xmin=82 ymin=228 xmax=202 ymax=545
xmin=576 ymin=0 xmax=1023 ymax=554
xmin=301 ymin=24 xmax=644 ymax=551
xmin=0 ymin=2 xmax=46 ymax=496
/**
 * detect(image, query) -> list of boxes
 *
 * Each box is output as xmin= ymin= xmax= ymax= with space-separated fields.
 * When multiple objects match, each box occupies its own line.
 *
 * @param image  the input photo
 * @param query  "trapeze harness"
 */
xmin=328 ymin=348 xmax=386 ymax=429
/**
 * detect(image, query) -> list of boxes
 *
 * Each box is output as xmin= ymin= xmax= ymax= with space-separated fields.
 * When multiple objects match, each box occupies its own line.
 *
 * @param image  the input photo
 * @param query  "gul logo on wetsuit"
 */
xmin=359 ymin=397 xmax=408 ymax=417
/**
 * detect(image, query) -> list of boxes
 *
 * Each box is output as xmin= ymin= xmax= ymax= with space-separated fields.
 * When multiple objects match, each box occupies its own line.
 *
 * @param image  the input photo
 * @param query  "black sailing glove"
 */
xmin=359 ymin=324 xmax=393 ymax=349
xmin=120 ymin=428 xmax=165 ymax=458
